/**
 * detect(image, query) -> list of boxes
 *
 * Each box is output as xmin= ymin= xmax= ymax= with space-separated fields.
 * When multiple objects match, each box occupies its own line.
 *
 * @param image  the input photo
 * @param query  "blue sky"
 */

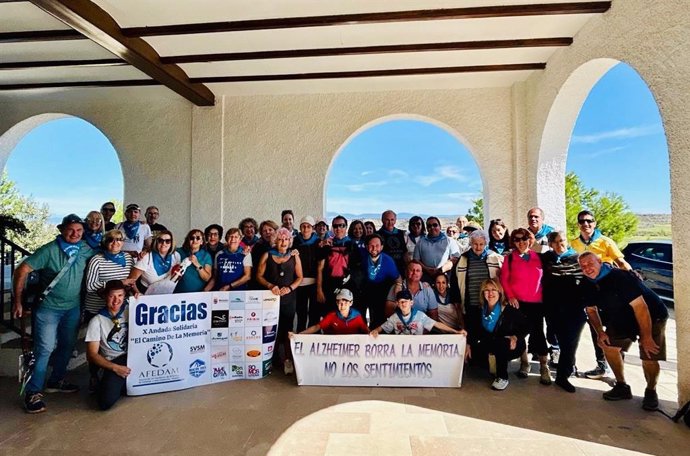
xmin=2 ymin=63 xmax=670 ymax=221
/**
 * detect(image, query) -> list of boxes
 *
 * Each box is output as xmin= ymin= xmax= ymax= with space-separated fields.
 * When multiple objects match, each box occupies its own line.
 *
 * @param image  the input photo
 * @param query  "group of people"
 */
xmin=11 ymin=202 xmax=667 ymax=415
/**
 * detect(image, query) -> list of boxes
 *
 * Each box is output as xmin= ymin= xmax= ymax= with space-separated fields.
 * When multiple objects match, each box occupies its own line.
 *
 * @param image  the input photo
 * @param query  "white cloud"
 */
xmin=344 ymin=181 xmax=387 ymax=192
xmin=413 ymin=165 xmax=469 ymax=187
xmin=580 ymin=145 xmax=627 ymax=159
xmin=327 ymin=195 xmax=476 ymax=217
xmin=388 ymin=169 xmax=409 ymax=178
xmin=360 ymin=171 xmax=374 ymax=176
xmin=571 ymin=124 xmax=663 ymax=144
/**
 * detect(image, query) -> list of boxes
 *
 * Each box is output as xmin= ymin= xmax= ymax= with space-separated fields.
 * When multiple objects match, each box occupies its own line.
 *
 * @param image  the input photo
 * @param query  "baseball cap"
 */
xmin=335 ymin=289 xmax=353 ymax=301
xmin=300 ymin=216 xmax=315 ymax=227
xmin=464 ymin=221 xmax=482 ymax=232
xmin=315 ymin=217 xmax=328 ymax=226
xmin=125 ymin=203 xmax=140 ymax=212
xmin=396 ymin=289 xmax=413 ymax=301
xmin=57 ymin=213 xmax=83 ymax=230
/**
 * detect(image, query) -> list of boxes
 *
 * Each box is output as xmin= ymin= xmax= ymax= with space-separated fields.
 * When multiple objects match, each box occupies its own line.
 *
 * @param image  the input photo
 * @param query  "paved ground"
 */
xmin=0 ymin=315 xmax=686 ymax=456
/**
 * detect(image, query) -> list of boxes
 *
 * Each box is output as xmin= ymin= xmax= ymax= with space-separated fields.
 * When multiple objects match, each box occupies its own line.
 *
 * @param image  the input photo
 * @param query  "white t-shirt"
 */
xmin=85 ymin=306 xmax=129 ymax=361
xmin=134 ymin=251 xmax=181 ymax=287
xmin=117 ymin=222 xmax=153 ymax=253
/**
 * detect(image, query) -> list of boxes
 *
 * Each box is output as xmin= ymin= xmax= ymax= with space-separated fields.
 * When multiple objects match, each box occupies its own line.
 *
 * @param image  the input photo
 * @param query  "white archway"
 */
xmin=323 ymin=114 xmax=488 ymax=222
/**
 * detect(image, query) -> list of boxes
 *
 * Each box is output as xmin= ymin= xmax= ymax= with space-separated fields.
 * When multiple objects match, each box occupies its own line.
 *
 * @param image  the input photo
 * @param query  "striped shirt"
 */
xmin=84 ymin=253 xmax=134 ymax=314
xmin=465 ymin=256 xmax=490 ymax=308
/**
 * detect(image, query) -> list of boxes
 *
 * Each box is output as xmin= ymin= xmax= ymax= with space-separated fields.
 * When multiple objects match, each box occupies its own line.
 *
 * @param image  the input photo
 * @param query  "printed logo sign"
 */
xmin=262 ymin=325 xmax=277 ymax=343
xmin=263 ymin=311 xmax=278 ymax=325
xmin=211 ymin=349 xmax=228 ymax=364
xmin=228 ymin=310 xmax=244 ymax=326
xmin=189 ymin=359 xmax=206 ymax=378
xmin=211 ymin=311 xmax=229 ymax=328
xmin=245 ymin=327 xmax=261 ymax=344
xmin=190 ymin=344 xmax=206 ymax=355
xmin=147 ymin=342 xmax=174 ymax=368
xmin=212 ymin=364 xmax=229 ymax=381
xmin=212 ymin=328 xmax=229 ymax=345
xmin=245 ymin=310 xmax=261 ymax=326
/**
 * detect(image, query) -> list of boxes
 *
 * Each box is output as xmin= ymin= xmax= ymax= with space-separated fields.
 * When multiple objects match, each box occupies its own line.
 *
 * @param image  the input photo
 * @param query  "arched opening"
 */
xmin=538 ymin=59 xmax=675 ymax=402
xmin=324 ymin=116 xmax=485 ymax=228
xmin=1 ymin=115 xmax=124 ymax=247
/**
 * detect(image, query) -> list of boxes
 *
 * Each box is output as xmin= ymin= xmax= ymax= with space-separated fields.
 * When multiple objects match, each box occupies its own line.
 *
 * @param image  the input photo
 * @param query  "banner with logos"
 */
xmin=127 ymin=290 xmax=280 ymax=396
xmin=290 ymin=334 xmax=466 ymax=388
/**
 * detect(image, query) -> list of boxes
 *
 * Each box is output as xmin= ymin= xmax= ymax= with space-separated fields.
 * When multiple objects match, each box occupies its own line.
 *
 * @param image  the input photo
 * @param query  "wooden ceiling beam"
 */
xmin=124 ymin=2 xmax=611 ymax=37
xmin=28 ymin=0 xmax=215 ymax=106
xmin=191 ymin=63 xmax=546 ymax=83
xmin=0 ymin=79 xmax=157 ymax=91
xmin=0 ymin=29 xmax=83 ymax=43
xmin=0 ymin=58 xmax=124 ymax=70
xmin=161 ymin=37 xmax=572 ymax=64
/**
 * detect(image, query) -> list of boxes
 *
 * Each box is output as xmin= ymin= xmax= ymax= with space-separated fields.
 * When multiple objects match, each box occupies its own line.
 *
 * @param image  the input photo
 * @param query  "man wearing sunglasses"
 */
xmin=571 ymin=210 xmax=632 ymax=380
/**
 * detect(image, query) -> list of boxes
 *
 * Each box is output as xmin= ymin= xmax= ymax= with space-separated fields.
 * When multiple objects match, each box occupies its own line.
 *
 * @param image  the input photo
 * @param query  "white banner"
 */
xmin=290 ymin=334 xmax=466 ymax=388
xmin=126 ymin=290 xmax=280 ymax=396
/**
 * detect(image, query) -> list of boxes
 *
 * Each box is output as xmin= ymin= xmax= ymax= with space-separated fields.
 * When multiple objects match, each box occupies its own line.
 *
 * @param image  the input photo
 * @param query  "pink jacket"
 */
xmin=500 ymin=251 xmax=543 ymax=303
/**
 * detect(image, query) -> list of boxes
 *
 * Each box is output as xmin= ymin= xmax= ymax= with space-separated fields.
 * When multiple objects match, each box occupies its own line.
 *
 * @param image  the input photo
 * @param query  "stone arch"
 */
xmin=323 ymin=114 xmax=488 ymax=220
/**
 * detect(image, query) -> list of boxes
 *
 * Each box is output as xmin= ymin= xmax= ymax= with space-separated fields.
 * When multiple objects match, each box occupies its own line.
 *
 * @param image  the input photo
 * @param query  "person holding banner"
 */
xmin=478 ymin=279 xmax=529 ymax=391
xmin=175 ymin=229 xmax=213 ymax=293
xmin=257 ymin=227 xmax=303 ymax=375
xmin=85 ymin=280 xmax=130 ymax=410
xmin=291 ymin=289 xmax=369 ymax=335
xmin=205 ymin=228 xmax=252 ymax=291
xmin=371 ymin=289 xmax=465 ymax=337
xmin=127 ymin=230 xmax=182 ymax=295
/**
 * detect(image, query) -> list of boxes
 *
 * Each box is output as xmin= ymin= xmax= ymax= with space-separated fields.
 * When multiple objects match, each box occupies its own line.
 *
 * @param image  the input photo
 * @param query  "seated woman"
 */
xmin=175 ymin=229 xmax=213 ymax=293
xmin=83 ymin=210 xmax=105 ymax=251
xmin=205 ymin=228 xmax=252 ymax=291
xmin=371 ymin=289 xmax=465 ymax=336
xmin=348 ymin=220 xmax=366 ymax=250
xmin=433 ymin=273 xmax=463 ymax=330
xmin=488 ymin=219 xmax=511 ymax=255
xmin=256 ymin=228 xmax=303 ymax=375
xmin=477 ymin=279 xmax=529 ymax=391
xmin=85 ymin=280 xmax=130 ymax=410
xmin=127 ymin=230 xmax=182 ymax=295
xmin=292 ymin=289 xmax=369 ymax=335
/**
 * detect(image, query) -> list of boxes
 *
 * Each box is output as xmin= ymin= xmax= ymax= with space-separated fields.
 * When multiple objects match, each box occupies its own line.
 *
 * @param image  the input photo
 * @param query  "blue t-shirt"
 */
xmin=214 ymin=248 xmax=250 ymax=290
xmin=174 ymin=248 xmax=212 ymax=293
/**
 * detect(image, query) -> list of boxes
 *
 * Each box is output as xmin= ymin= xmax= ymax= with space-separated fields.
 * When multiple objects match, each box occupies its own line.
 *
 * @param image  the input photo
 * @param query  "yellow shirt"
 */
xmin=570 ymin=234 xmax=624 ymax=264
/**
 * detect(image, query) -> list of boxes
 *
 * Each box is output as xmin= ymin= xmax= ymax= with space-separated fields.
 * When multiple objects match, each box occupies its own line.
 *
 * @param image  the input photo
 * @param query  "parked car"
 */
xmin=622 ymin=240 xmax=673 ymax=306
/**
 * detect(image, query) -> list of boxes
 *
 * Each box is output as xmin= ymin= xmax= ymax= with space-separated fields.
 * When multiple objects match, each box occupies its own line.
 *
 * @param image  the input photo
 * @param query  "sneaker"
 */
xmin=555 ymin=377 xmax=576 ymax=393
xmin=488 ymin=354 xmax=496 ymax=376
xmin=642 ymin=389 xmax=659 ymax=411
xmin=540 ymin=365 xmax=552 ymax=385
xmin=45 ymin=380 xmax=80 ymax=393
xmin=584 ymin=363 xmax=608 ymax=380
xmin=24 ymin=393 xmax=46 ymax=414
xmin=284 ymin=359 xmax=294 ymax=375
xmin=491 ymin=378 xmax=509 ymax=391
xmin=516 ymin=362 xmax=530 ymax=379
xmin=603 ymin=383 xmax=632 ymax=401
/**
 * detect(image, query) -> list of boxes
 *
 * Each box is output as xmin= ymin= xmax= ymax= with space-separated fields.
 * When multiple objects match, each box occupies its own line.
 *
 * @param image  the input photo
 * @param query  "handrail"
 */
xmin=1 ymin=236 xmax=33 ymax=336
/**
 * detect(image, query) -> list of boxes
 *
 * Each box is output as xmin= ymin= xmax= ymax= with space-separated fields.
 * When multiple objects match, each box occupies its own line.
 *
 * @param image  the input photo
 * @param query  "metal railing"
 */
xmin=1 ymin=236 xmax=32 ymax=335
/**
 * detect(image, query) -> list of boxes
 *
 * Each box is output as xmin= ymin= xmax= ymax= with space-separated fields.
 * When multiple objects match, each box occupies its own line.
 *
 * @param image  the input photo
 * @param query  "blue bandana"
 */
xmin=333 ymin=236 xmax=350 ymax=247
xmin=534 ymin=224 xmax=554 ymax=240
xmin=297 ymin=233 xmax=318 ymax=246
xmin=409 ymin=234 xmax=422 ymax=245
xmin=380 ymin=227 xmax=399 ymax=235
xmin=242 ymin=235 xmax=260 ymax=246
xmin=122 ymin=221 xmax=140 ymax=241
xmin=492 ymin=241 xmax=506 ymax=255
xmin=426 ymin=232 xmax=446 ymax=243
xmin=99 ymin=303 xmax=126 ymax=320
xmin=395 ymin=307 xmax=418 ymax=329
xmin=580 ymin=229 xmax=602 ymax=246
xmin=520 ymin=252 xmax=531 ymax=261
xmin=482 ymin=303 xmax=503 ymax=333
xmin=367 ymin=256 xmax=382 ymax=281
xmin=591 ymin=262 xmax=613 ymax=282
xmin=269 ymin=249 xmax=291 ymax=258
xmin=555 ymin=247 xmax=577 ymax=263
xmin=103 ymin=251 xmax=127 ymax=267
xmin=152 ymin=251 xmax=172 ymax=276
xmin=468 ymin=246 xmax=489 ymax=261
xmin=434 ymin=289 xmax=449 ymax=305
xmin=337 ymin=307 xmax=362 ymax=323
xmin=84 ymin=230 xmax=103 ymax=249
xmin=56 ymin=235 xmax=81 ymax=257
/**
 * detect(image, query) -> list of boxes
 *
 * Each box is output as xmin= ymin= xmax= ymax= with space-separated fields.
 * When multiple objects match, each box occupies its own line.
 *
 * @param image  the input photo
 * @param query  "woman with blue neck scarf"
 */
xmin=454 ymin=230 xmax=503 ymax=365
xmin=83 ymin=211 xmax=105 ymax=251
xmin=128 ymin=230 xmax=181 ymax=295
xmin=478 ymin=279 xmax=529 ymax=391
xmin=541 ymin=230 xmax=586 ymax=393
xmin=294 ymin=216 xmax=320 ymax=331
xmin=488 ymin=219 xmax=511 ymax=256
xmin=413 ymin=216 xmax=461 ymax=283
xmin=84 ymin=229 xmax=135 ymax=320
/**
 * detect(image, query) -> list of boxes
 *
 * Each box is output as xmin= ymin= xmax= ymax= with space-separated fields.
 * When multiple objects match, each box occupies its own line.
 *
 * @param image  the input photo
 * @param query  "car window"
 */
xmin=637 ymin=245 xmax=672 ymax=263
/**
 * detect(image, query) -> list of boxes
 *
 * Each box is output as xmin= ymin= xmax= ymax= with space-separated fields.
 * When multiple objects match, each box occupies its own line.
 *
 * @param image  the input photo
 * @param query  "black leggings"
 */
xmin=98 ymin=354 xmax=127 ymax=411
xmin=487 ymin=335 xmax=526 ymax=380
xmin=519 ymin=302 xmax=548 ymax=357
xmin=295 ymin=283 xmax=317 ymax=331
xmin=554 ymin=312 xmax=587 ymax=380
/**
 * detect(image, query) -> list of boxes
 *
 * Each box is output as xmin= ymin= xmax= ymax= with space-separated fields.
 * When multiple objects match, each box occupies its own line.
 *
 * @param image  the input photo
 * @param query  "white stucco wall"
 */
xmin=521 ymin=0 xmax=690 ymax=402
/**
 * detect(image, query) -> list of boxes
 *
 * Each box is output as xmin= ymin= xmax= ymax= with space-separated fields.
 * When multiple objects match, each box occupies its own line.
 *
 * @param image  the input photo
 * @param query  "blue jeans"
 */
xmin=27 ymin=305 xmax=80 ymax=394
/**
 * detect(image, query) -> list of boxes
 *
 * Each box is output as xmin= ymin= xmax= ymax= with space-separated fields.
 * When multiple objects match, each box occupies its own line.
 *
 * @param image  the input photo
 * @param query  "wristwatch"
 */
xmin=197 ymin=266 xmax=203 ymax=271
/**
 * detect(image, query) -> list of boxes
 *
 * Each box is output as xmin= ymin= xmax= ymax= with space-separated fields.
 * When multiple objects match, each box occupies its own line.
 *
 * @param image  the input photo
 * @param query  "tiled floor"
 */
xmin=0 ymin=316 xmax=686 ymax=456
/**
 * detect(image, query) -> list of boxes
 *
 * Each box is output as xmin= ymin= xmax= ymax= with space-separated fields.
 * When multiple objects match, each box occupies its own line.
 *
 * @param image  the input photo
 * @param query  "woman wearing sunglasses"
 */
xmin=500 ymin=227 xmax=551 ymax=386
xmin=127 ymin=230 xmax=181 ymax=295
xmin=175 ymin=229 xmax=213 ymax=293
xmin=84 ymin=229 xmax=136 ymax=322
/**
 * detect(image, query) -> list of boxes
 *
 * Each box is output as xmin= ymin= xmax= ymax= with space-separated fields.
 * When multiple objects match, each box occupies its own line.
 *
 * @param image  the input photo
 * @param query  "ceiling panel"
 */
xmin=0 ymin=40 xmax=118 ymax=63
xmin=0 ymin=2 xmax=73 ymax=32
xmin=0 ymin=65 xmax=148 ymax=85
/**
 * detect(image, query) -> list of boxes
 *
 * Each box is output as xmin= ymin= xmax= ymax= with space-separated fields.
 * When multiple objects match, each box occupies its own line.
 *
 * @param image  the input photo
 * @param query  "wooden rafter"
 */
xmin=0 ymin=58 xmax=123 ymax=70
xmin=28 ymin=0 xmax=214 ymax=106
xmin=123 ymin=2 xmax=611 ymax=37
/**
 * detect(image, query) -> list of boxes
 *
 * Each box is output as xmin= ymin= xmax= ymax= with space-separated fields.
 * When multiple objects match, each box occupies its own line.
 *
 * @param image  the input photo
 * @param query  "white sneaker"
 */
xmin=488 ymin=354 xmax=497 ymax=376
xmin=491 ymin=378 xmax=509 ymax=391
xmin=284 ymin=359 xmax=294 ymax=375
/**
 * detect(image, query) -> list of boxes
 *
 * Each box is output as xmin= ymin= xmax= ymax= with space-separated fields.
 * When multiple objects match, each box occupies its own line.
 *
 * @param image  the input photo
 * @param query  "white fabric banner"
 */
xmin=290 ymin=334 xmax=466 ymax=388
xmin=127 ymin=290 xmax=280 ymax=396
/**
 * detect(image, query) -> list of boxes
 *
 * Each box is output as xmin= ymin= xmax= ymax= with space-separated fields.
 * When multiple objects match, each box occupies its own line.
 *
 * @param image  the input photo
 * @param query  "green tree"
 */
xmin=565 ymin=172 xmax=637 ymax=244
xmin=0 ymin=172 xmax=55 ymax=251
xmin=466 ymin=198 xmax=484 ymax=227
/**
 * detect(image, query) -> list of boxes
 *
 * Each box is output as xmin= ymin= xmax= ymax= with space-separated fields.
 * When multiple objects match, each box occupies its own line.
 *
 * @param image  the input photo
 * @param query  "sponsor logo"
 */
xmin=247 ymin=364 xmax=261 ymax=378
xmin=147 ymin=342 xmax=174 ymax=368
xmin=189 ymin=359 xmax=206 ymax=378
xmin=213 ymin=365 xmax=228 ymax=379
xmin=231 ymin=364 xmax=244 ymax=378
xmin=189 ymin=344 xmax=206 ymax=355
xmin=246 ymin=292 xmax=261 ymax=303
xmin=263 ymin=311 xmax=278 ymax=324
xmin=229 ymin=329 xmax=243 ymax=344
xmin=212 ymin=328 xmax=228 ymax=345
xmin=245 ymin=310 xmax=261 ymax=326
xmin=229 ymin=310 xmax=244 ymax=326
xmin=211 ymin=310 xmax=229 ymax=328
xmin=262 ymin=324 xmax=277 ymax=343
xmin=262 ymin=296 xmax=278 ymax=303
xmin=245 ymin=327 xmax=261 ymax=343
xmin=211 ymin=350 xmax=227 ymax=360
xmin=230 ymin=295 xmax=244 ymax=303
